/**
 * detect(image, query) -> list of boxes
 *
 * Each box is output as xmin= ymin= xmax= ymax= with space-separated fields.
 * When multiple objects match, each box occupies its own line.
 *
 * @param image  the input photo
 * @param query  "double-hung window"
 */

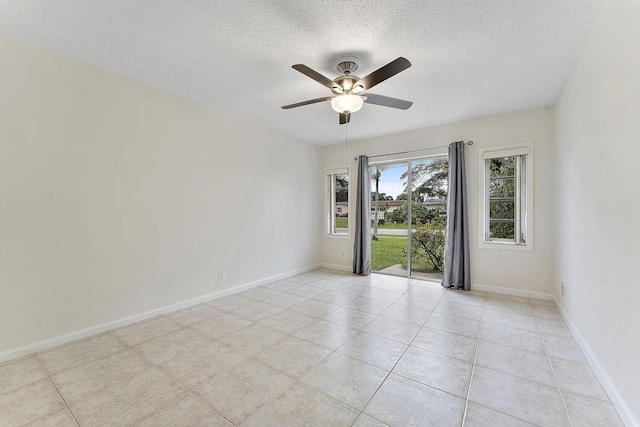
xmin=479 ymin=144 xmax=533 ymax=250
xmin=326 ymin=167 xmax=349 ymax=237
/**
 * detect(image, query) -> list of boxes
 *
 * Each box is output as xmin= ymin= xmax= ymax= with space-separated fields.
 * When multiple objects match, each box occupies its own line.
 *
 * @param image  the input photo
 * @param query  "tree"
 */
xmin=371 ymin=192 xmax=393 ymax=201
xmin=396 ymin=189 xmax=423 ymax=203
xmin=400 ymin=158 xmax=448 ymax=202
xmin=388 ymin=203 xmax=441 ymax=225
xmin=370 ymin=165 xmax=388 ymax=240
xmin=335 ymin=174 xmax=348 ymax=202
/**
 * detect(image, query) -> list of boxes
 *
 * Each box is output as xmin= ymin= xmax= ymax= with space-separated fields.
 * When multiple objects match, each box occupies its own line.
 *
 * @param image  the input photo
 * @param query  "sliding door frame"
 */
xmin=370 ymin=153 xmax=447 ymax=281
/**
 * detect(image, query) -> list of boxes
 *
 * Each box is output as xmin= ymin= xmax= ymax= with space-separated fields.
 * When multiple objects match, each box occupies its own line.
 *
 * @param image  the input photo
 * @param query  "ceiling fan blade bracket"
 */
xmin=292 ymin=64 xmax=338 ymax=91
xmin=357 ymin=57 xmax=412 ymax=91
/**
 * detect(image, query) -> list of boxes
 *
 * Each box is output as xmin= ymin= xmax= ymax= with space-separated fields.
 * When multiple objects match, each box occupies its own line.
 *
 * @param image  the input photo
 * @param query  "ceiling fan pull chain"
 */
xmin=345 ymin=122 xmax=349 ymax=148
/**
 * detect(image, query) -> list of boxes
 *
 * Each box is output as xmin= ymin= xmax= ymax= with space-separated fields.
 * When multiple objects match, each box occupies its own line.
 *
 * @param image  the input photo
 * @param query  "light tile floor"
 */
xmin=0 ymin=269 xmax=626 ymax=426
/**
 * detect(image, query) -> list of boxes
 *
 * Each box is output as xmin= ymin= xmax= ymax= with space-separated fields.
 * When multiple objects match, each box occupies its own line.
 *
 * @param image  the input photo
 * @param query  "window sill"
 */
xmin=478 ymin=240 xmax=533 ymax=251
xmin=325 ymin=233 xmax=351 ymax=240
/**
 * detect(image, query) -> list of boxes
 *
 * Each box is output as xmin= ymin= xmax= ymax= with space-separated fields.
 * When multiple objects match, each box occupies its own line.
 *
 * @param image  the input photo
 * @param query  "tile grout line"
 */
xmin=232 ymin=275 xmax=400 ymax=424
xmin=110 ymin=328 xmax=246 ymax=426
xmin=468 ymin=299 xmax=573 ymax=426
xmin=345 ymin=280 xmax=423 ymax=427
xmin=535 ymin=313 xmax=574 ymax=427
xmin=33 ymin=352 xmax=81 ymax=427
xmin=45 ymin=334 xmax=167 ymax=422
xmin=340 ymin=280 xmax=420 ymax=427
xmin=125 ymin=337 xmax=240 ymax=426
xmin=348 ymin=281 xmax=443 ymax=427
xmin=123 ymin=307 xmax=335 ymax=427
xmin=127 ymin=276 xmax=383 ymax=426
xmin=460 ymin=294 xmax=484 ymax=427
xmin=246 ymin=275 xmax=431 ymax=427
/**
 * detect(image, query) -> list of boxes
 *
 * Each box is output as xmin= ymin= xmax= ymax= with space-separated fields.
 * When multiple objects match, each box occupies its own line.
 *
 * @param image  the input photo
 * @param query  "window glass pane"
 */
xmin=333 ymin=173 xmax=348 ymax=234
xmin=488 ymin=156 xmax=515 ymax=177
xmin=369 ymin=162 xmax=409 ymax=276
xmin=482 ymin=148 xmax=531 ymax=246
xmin=409 ymin=157 xmax=448 ymax=280
xmin=489 ymin=178 xmax=514 ymax=198
xmin=489 ymin=221 xmax=515 ymax=240
xmin=489 ymin=200 xmax=515 ymax=219
xmin=334 ymin=173 xmax=348 ymax=201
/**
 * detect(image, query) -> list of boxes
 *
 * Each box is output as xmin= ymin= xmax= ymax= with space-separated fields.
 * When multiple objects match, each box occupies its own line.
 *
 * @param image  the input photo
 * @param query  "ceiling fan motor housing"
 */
xmin=332 ymin=75 xmax=361 ymax=94
xmin=332 ymin=57 xmax=364 ymax=93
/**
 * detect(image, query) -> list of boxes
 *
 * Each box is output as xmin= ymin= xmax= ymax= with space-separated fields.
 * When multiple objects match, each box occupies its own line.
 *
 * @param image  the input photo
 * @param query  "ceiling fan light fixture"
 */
xmin=331 ymin=94 xmax=363 ymax=113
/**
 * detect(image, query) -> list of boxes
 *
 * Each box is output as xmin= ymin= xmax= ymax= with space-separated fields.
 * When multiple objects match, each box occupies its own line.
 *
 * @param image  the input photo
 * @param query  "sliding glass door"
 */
xmin=370 ymin=162 xmax=409 ymax=277
xmin=370 ymin=156 xmax=448 ymax=281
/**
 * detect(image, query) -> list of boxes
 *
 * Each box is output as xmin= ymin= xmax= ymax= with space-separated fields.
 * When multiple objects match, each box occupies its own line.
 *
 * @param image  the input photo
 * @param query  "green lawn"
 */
xmin=373 ymin=222 xmax=410 ymax=230
xmin=371 ymin=233 xmax=442 ymax=273
xmin=371 ymin=235 xmax=407 ymax=271
xmin=336 ymin=219 xmax=439 ymax=272
xmin=335 ymin=218 xmax=348 ymax=228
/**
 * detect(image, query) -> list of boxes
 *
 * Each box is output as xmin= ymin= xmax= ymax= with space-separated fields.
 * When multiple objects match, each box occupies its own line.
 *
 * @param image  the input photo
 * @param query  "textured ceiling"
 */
xmin=0 ymin=0 xmax=604 ymax=145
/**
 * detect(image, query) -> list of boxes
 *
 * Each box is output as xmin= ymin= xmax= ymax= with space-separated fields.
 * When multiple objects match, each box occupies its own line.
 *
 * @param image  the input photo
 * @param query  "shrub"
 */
xmin=388 ymin=203 xmax=441 ymax=224
xmin=410 ymin=219 xmax=446 ymax=271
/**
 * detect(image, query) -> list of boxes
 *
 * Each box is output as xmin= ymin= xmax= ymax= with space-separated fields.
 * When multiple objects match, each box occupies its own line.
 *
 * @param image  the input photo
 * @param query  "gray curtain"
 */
xmin=353 ymin=155 xmax=371 ymax=275
xmin=442 ymin=141 xmax=471 ymax=290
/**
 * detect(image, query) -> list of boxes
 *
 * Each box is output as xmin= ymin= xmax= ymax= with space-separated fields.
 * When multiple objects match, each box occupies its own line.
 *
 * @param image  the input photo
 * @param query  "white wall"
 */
xmin=319 ymin=107 xmax=556 ymax=296
xmin=554 ymin=0 xmax=640 ymax=423
xmin=0 ymin=34 xmax=321 ymax=356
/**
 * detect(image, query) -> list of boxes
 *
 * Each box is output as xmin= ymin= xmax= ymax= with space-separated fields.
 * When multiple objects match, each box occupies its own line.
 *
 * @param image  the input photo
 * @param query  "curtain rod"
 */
xmin=353 ymin=140 xmax=473 ymax=161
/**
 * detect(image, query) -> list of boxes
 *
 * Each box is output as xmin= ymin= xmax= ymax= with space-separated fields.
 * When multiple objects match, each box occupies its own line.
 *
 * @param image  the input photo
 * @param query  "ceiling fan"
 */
xmin=282 ymin=57 xmax=413 ymax=125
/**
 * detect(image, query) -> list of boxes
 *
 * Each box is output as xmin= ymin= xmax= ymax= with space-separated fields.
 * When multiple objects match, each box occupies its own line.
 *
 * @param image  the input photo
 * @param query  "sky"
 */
xmin=373 ymin=163 xmax=407 ymax=199
xmin=372 ymin=158 xmax=442 ymax=199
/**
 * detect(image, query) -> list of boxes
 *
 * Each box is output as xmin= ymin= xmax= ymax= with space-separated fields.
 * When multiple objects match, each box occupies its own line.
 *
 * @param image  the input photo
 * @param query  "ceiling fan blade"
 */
xmin=281 ymin=96 xmax=333 ymax=109
xmin=355 ymin=57 xmax=411 ymax=91
xmin=292 ymin=64 xmax=340 ymax=92
xmin=339 ymin=112 xmax=351 ymax=125
xmin=364 ymin=93 xmax=413 ymax=110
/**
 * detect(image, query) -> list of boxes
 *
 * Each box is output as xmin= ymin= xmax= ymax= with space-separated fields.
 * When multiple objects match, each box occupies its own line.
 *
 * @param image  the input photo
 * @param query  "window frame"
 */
xmin=478 ymin=144 xmax=534 ymax=251
xmin=325 ymin=166 xmax=351 ymax=239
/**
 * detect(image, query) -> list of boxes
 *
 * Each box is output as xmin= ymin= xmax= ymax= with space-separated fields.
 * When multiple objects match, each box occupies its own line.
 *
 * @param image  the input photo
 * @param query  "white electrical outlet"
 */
xmin=218 ymin=270 xmax=226 ymax=280
xmin=340 ymin=251 xmax=345 ymax=257
xmin=561 ymin=281 xmax=565 ymax=296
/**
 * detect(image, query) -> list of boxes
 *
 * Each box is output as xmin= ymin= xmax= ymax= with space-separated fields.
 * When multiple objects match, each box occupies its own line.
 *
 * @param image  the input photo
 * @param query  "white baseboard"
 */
xmin=553 ymin=297 xmax=639 ymax=427
xmin=319 ymin=263 xmax=352 ymax=272
xmin=472 ymin=283 xmax=554 ymax=301
xmin=0 ymin=264 xmax=321 ymax=363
